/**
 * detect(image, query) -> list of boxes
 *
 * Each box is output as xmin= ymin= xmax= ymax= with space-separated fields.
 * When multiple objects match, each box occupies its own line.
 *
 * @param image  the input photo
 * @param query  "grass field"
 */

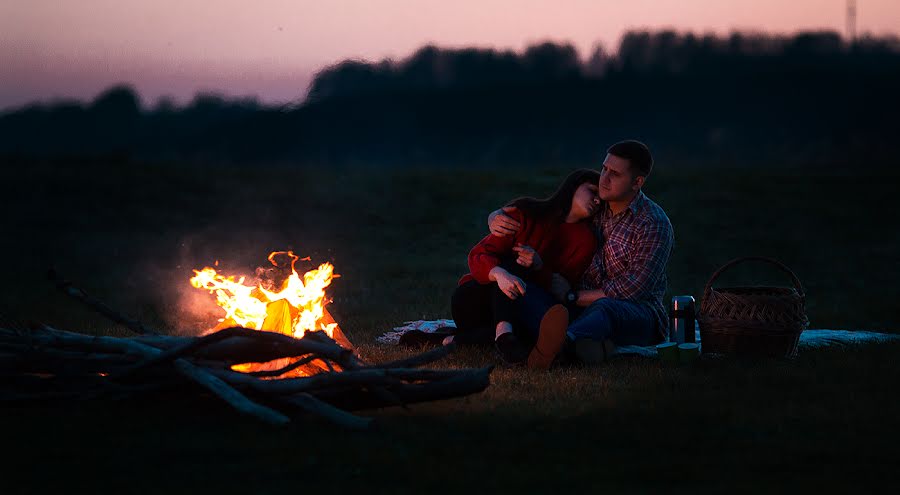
xmin=1 ymin=158 xmax=899 ymax=493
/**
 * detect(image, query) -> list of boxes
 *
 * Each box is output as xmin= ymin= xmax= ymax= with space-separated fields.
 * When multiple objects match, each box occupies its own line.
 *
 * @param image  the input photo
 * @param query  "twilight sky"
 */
xmin=1 ymin=0 xmax=897 ymax=111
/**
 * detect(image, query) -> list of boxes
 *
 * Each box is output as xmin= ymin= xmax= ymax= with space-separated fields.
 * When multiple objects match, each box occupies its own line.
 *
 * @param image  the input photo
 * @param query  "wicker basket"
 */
xmin=698 ymin=256 xmax=809 ymax=358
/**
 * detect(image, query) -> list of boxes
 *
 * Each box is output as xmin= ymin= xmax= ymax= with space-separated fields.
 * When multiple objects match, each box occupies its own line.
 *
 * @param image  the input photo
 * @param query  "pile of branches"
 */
xmin=0 ymin=272 xmax=492 ymax=430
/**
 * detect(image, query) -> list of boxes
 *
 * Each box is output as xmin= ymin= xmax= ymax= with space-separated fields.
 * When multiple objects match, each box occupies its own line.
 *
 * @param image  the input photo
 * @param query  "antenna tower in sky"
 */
xmin=847 ymin=0 xmax=857 ymax=42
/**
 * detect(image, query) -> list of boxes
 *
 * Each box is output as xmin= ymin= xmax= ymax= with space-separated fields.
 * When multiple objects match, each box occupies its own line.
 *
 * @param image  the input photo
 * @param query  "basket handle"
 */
xmin=703 ymin=256 xmax=805 ymax=299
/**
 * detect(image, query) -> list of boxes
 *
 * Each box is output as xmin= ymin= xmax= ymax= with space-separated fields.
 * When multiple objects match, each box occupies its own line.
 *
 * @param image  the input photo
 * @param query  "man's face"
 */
xmin=598 ymin=153 xmax=642 ymax=202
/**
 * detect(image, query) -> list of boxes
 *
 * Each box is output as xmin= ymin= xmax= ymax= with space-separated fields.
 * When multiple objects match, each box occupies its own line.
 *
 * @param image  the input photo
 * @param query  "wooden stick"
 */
xmin=369 ymin=342 xmax=456 ymax=369
xmin=143 ymin=328 xmax=354 ymax=367
xmin=171 ymin=359 xmax=290 ymax=426
xmin=128 ymin=330 xmax=364 ymax=370
xmin=111 ymin=327 xmax=347 ymax=379
xmin=47 ymin=269 xmax=160 ymax=336
xmin=246 ymin=355 xmax=319 ymax=378
xmin=274 ymin=393 xmax=373 ymax=430
xmin=129 ymin=335 xmax=191 ymax=349
xmin=25 ymin=325 xmax=346 ymax=374
xmin=0 ymin=342 xmax=139 ymax=363
xmin=35 ymin=325 xmax=291 ymax=426
xmin=210 ymin=367 xmax=474 ymax=396
xmin=12 ymin=326 xmax=166 ymax=357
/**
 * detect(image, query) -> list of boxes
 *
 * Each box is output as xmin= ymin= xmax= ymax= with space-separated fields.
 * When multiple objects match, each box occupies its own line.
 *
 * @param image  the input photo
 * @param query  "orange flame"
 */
xmin=189 ymin=251 xmax=339 ymax=340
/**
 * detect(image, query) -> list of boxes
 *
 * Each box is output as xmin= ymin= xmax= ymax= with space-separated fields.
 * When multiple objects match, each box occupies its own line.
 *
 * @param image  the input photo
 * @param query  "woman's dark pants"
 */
xmin=450 ymin=280 xmax=519 ymax=345
xmin=450 ymin=262 xmax=561 ymax=346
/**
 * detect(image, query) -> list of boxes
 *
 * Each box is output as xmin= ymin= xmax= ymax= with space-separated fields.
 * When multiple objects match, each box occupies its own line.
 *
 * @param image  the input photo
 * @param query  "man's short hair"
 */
xmin=608 ymin=140 xmax=653 ymax=178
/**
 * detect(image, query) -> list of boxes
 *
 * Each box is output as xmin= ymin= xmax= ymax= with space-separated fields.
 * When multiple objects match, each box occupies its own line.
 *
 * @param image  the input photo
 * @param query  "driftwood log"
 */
xmin=0 ymin=272 xmax=492 ymax=430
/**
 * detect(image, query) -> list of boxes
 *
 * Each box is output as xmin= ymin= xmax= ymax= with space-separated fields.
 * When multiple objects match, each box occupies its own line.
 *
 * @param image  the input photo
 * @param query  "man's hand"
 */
xmin=488 ymin=206 xmax=521 ymax=237
xmin=512 ymin=243 xmax=542 ymax=270
xmin=549 ymin=273 xmax=571 ymax=301
xmin=489 ymin=266 xmax=526 ymax=300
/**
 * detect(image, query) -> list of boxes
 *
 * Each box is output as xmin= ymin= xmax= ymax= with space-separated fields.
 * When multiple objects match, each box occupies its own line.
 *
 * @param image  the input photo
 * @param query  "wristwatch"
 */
xmin=564 ymin=289 xmax=578 ymax=307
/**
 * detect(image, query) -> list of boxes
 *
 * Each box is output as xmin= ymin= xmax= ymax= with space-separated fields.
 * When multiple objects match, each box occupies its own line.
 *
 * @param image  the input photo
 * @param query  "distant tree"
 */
xmin=445 ymin=47 xmax=522 ymax=87
xmin=584 ymin=42 xmax=610 ymax=78
xmin=89 ymin=84 xmax=141 ymax=122
xmin=617 ymin=31 xmax=654 ymax=72
xmin=787 ymin=31 xmax=844 ymax=56
xmin=853 ymin=33 xmax=900 ymax=53
xmin=83 ymin=84 xmax=141 ymax=152
xmin=522 ymin=42 xmax=581 ymax=80
xmin=307 ymin=59 xmax=394 ymax=102
xmin=399 ymin=45 xmax=445 ymax=89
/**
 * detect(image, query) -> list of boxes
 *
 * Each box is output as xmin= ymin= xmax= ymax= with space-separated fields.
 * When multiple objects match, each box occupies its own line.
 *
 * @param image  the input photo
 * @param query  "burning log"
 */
xmin=1 ymin=271 xmax=492 ymax=429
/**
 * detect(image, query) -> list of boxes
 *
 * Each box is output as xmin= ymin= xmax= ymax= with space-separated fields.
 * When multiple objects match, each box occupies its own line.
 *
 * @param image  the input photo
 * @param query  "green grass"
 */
xmin=1 ymin=159 xmax=899 ymax=493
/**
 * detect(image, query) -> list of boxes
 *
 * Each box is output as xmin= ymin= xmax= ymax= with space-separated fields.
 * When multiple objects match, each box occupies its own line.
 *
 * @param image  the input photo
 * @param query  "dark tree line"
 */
xmin=306 ymin=42 xmax=583 ymax=102
xmin=2 ymin=30 xmax=899 ymax=167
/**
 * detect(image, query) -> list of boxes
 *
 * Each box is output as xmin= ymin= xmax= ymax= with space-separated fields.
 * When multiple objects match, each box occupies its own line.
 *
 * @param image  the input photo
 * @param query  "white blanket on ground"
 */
xmin=376 ymin=320 xmax=899 ymax=357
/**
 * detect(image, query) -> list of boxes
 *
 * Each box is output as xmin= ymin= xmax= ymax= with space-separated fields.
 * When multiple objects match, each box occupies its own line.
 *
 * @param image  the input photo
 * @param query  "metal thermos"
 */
xmin=670 ymin=296 xmax=696 ymax=344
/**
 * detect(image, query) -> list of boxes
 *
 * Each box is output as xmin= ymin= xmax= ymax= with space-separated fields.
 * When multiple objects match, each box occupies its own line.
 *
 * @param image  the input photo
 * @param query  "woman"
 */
xmin=449 ymin=168 xmax=601 ymax=369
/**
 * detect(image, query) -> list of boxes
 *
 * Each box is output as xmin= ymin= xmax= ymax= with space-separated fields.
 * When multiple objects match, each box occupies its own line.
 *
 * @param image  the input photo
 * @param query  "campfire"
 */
xmin=189 ymin=251 xmax=353 ymax=375
xmin=0 ymin=260 xmax=492 ymax=429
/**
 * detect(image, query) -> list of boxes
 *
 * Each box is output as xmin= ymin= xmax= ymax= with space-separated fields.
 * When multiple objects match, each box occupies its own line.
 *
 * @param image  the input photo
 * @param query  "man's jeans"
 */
xmin=511 ymin=282 xmax=658 ymax=348
xmin=567 ymin=297 xmax=658 ymax=347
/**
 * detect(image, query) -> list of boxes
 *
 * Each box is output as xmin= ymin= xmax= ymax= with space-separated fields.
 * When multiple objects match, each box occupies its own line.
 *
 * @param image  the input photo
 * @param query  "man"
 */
xmin=488 ymin=140 xmax=674 ymax=364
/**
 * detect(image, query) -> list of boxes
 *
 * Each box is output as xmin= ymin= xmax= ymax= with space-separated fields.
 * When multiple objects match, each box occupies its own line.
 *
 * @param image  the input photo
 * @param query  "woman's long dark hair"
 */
xmin=507 ymin=168 xmax=602 ymax=223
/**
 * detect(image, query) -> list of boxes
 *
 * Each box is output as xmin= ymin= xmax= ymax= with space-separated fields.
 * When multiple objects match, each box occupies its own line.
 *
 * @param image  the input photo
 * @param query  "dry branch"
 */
xmin=0 ymin=275 xmax=493 ymax=429
xmin=273 ymin=393 xmax=373 ymax=430
xmin=1 ymin=324 xmax=492 ymax=429
xmin=112 ymin=327 xmax=353 ymax=380
xmin=47 ymin=269 xmax=160 ymax=336
xmin=6 ymin=325 xmax=293 ymax=426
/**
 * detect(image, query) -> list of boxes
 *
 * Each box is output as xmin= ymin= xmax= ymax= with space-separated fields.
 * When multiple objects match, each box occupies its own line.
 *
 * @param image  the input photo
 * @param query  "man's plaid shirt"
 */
xmin=580 ymin=190 xmax=674 ymax=340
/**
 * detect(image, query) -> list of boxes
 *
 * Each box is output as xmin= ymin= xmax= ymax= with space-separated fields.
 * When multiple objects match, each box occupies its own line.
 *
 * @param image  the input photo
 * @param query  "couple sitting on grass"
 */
xmin=441 ymin=140 xmax=673 ymax=369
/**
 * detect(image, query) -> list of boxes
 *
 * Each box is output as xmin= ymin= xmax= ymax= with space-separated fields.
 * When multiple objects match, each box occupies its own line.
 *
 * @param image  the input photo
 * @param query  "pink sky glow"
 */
xmin=1 ymin=0 xmax=897 ymax=110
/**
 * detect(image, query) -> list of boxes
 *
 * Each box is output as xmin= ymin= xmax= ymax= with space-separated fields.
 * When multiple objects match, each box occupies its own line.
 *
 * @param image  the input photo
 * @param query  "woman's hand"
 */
xmin=512 ymin=243 xmax=543 ymax=270
xmin=489 ymin=267 xmax=526 ymax=300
